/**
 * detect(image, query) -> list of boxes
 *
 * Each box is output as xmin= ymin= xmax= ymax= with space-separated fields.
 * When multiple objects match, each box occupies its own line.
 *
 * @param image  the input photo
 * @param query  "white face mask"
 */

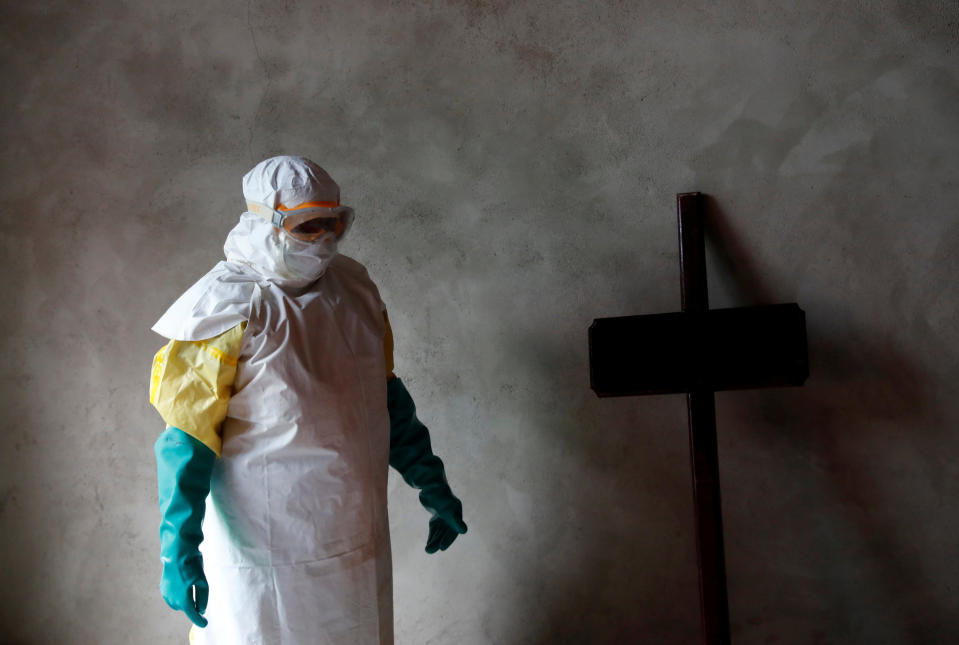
xmin=275 ymin=230 xmax=338 ymax=285
xmin=224 ymin=212 xmax=340 ymax=288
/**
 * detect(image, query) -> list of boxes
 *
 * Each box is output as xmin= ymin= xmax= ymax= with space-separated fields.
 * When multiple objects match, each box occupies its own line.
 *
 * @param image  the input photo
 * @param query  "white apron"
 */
xmin=159 ymin=254 xmax=394 ymax=645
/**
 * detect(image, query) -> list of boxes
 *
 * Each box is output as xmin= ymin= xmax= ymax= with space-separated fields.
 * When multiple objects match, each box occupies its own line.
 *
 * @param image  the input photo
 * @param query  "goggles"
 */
xmin=247 ymin=200 xmax=354 ymax=242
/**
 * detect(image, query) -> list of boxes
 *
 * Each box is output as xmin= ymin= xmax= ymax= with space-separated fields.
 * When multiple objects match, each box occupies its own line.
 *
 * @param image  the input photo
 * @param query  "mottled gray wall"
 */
xmin=1 ymin=1 xmax=957 ymax=643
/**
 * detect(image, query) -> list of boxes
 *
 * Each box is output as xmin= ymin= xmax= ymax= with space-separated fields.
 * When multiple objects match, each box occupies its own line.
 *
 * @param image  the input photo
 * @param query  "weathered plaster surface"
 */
xmin=1 ymin=1 xmax=957 ymax=643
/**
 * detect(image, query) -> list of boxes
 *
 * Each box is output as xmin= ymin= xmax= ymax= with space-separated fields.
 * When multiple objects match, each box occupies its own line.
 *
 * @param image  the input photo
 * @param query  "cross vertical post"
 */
xmin=678 ymin=193 xmax=731 ymax=645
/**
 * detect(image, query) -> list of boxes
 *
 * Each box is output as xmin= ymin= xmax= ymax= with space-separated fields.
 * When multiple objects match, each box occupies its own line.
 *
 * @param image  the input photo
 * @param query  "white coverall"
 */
xmin=152 ymin=164 xmax=394 ymax=643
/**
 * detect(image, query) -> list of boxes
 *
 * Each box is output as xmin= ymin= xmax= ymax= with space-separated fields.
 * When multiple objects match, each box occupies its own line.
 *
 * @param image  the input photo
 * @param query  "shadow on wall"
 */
xmin=499 ymin=343 xmax=701 ymax=644
xmin=498 ymin=195 xmax=943 ymax=644
xmin=705 ymin=195 xmax=944 ymax=643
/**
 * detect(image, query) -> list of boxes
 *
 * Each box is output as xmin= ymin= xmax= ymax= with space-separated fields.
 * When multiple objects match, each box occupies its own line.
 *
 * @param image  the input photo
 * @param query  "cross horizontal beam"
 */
xmin=589 ymin=303 xmax=808 ymax=397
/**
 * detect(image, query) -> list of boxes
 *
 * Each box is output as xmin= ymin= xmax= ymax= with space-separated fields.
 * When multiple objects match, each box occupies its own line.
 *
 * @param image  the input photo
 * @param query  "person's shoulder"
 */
xmin=183 ymin=261 xmax=260 ymax=305
xmin=152 ymin=261 xmax=258 ymax=341
xmin=327 ymin=254 xmax=385 ymax=305
xmin=330 ymin=254 xmax=373 ymax=281
xmin=330 ymin=253 xmax=368 ymax=273
xmin=209 ymin=260 xmax=263 ymax=286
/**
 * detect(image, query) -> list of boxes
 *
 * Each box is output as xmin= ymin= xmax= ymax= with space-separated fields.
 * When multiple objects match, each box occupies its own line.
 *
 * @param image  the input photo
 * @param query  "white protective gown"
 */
xmin=153 ymin=213 xmax=393 ymax=645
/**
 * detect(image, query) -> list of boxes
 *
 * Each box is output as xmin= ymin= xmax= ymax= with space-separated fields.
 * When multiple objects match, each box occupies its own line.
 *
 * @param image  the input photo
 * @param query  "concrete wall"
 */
xmin=1 ymin=1 xmax=957 ymax=643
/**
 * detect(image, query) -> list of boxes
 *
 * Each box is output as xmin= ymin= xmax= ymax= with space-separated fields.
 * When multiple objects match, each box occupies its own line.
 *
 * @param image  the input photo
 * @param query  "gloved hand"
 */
xmin=155 ymin=426 xmax=216 ymax=627
xmin=387 ymin=377 xmax=468 ymax=553
xmin=426 ymin=507 xmax=467 ymax=554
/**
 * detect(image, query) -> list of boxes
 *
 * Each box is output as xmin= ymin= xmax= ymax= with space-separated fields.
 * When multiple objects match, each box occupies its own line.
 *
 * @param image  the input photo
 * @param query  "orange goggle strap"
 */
xmin=246 ymin=200 xmax=349 ymax=230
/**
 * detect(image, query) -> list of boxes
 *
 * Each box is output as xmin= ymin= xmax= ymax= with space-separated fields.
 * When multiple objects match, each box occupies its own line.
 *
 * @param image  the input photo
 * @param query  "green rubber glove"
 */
xmin=387 ymin=378 xmax=467 ymax=553
xmin=155 ymin=426 xmax=215 ymax=628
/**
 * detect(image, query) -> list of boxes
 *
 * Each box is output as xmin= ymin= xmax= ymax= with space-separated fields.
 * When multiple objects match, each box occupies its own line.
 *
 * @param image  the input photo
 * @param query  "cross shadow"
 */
xmin=702 ymin=195 xmax=943 ymax=643
xmin=701 ymin=195 xmax=778 ymax=307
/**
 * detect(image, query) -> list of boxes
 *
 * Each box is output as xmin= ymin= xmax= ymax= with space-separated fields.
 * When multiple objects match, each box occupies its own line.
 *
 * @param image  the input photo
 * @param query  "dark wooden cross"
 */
xmin=588 ymin=193 xmax=809 ymax=645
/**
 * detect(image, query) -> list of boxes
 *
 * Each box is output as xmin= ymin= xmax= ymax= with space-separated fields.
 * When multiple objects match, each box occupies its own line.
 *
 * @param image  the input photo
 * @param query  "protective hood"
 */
xmin=223 ymin=211 xmax=338 ymax=289
xmin=242 ymin=156 xmax=342 ymax=210
xmin=151 ymin=261 xmax=257 ymax=341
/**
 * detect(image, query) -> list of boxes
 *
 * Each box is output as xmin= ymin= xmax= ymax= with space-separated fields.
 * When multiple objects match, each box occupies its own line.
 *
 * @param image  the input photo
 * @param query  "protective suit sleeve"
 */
xmin=156 ymin=425 xmax=215 ymax=628
xmin=387 ymin=377 xmax=467 ymax=553
xmin=149 ymin=322 xmax=246 ymax=456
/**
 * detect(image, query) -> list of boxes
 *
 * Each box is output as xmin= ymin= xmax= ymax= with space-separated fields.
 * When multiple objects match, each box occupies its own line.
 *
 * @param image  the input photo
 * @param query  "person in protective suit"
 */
xmin=148 ymin=156 xmax=467 ymax=644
